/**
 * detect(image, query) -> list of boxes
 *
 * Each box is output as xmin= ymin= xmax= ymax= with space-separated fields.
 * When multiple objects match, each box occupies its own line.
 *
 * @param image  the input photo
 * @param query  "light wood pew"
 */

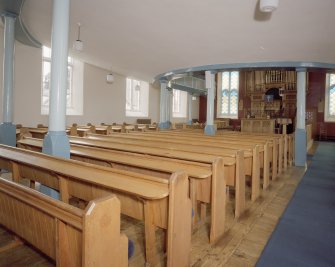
xmin=28 ymin=127 xmax=48 ymax=139
xmin=83 ymin=133 xmax=258 ymax=200
xmin=16 ymin=127 xmax=32 ymax=141
xmin=75 ymin=125 xmax=96 ymax=137
xmin=127 ymin=130 xmax=275 ymax=184
xmin=123 ymin=130 xmax=271 ymax=174
xmin=64 ymin=136 xmax=246 ymax=219
xmin=18 ymin=137 xmax=228 ymax=244
xmin=217 ymin=131 xmax=290 ymax=171
xmin=0 ymin=177 xmax=128 ymax=267
xmin=153 ymin=130 xmax=284 ymax=179
xmin=97 ymin=132 xmax=266 ymax=197
xmin=0 ymin=145 xmax=191 ymax=266
xmin=27 ymin=126 xmax=77 ymax=137
xmin=95 ymin=125 xmax=112 ymax=135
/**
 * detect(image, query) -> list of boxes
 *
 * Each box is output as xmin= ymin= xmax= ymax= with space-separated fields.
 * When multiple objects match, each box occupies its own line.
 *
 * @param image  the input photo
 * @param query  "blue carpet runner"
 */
xmin=257 ymin=142 xmax=335 ymax=267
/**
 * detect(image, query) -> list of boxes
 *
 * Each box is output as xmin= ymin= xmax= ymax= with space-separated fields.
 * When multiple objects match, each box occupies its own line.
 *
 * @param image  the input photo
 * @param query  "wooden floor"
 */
xmin=0 ymin=144 xmax=314 ymax=266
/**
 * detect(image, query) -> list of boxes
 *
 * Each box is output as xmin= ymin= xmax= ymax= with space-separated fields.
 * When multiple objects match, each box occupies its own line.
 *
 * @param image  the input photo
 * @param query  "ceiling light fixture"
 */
xmin=260 ymin=0 xmax=279 ymax=12
xmin=73 ymin=23 xmax=83 ymax=51
xmin=106 ymin=73 xmax=114 ymax=83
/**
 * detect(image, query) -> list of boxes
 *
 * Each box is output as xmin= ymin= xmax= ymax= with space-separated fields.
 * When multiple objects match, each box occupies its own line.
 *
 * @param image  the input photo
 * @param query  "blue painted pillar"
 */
xmin=294 ymin=68 xmax=307 ymax=167
xmin=41 ymin=0 xmax=70 ymax=199
xmin=159 ymin=80 xmax=167 ymax=129
xmin=42 ymin=0 xmax=70 ymax=159
xmin=0 ymin=15 xmax=16 ymax=147
xmin=205 ymin=70 xmax=216 ymax=135
xmin=187 ymin=93 xmax=193 ymax=125
xmin=166 ymin=88 xmax=172 ymax=129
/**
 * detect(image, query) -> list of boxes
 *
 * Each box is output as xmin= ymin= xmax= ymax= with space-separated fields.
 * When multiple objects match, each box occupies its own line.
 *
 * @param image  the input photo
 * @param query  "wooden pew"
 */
xmin=16 ymin=127 xmax=32 ymax=141
xmin=0 ymin=177 xmax=128 ymax=266
xmin=18 ymin=136 xmax=228 ymax=244
xmin=83 ymin=133 xmax=259 ymax=201
xmin=75 ymin=125 xmax=96 ymax=137
xmin=125 ymin=130 xmax=275 ymax=183
xmin=150 ymin=129 xmax=284 ymax=179
xmin=28 ymin=127 xmax=48 ymax=139
xmin=62 ymin=136 xmax=246 ymax=219
xmin=94 ymin=132 xmax=267 ymax=197
xmin=217 ymin=131 xmax=290 ymax=171
xmin=0 ymin=145 xmax=191 ymax=266
xmin=27 ymin=126 xmax=77 ymax=137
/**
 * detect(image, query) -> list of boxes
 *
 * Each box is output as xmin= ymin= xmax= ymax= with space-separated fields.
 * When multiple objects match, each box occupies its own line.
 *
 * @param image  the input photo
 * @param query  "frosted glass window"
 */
xmin=324 ymin=73 xmax=335 ymax=122
xmin=330 ymin=86 xmax=335 ymax=116
xmin=41 ymin=46 xmax=83 ymax=115
xmin=126 ymin=78 xmax=149 ymax=117
xmin=172 ymin=89 xmax=187 ymax=118
xmin=217 ymin=71 xmax=239 ymax=118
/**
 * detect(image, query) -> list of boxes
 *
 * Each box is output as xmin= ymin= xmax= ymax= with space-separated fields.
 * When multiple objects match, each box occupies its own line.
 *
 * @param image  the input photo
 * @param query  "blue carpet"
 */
xmin=257 ymin=142 xmax=335 ymax=267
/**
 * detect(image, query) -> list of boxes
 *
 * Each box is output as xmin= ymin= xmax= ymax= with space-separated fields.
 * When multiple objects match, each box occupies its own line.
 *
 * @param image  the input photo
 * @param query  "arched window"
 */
xmin=217 ymin=71 xmax=239 ymax=118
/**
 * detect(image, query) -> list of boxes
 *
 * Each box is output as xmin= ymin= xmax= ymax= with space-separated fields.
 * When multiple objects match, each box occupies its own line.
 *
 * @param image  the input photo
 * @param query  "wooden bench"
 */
xmin=0 ymin=145 xmax=191 ymax=266
xmin=62 ymin=136 xmax=246 ymax=219
xmin=98 ymin=131 xmax=267 ymax=198
xmin=131 ymin=130 xmax=276 ymax=181
xmin=153 ymin=130 xmax=285 ymax=179
xmin=17 ymin=136 xmax=229 ymax=244
xmin=84 ymin=133 xmax=260 ymax=202
xmin=0 ymin=177 xmax=128 ymax=266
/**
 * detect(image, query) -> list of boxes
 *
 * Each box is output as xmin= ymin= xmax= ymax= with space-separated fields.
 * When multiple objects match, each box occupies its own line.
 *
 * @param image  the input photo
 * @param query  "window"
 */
xmin=172 ymin=89 xmax=187 ymax=118
xmin=126 ymin=78 xmax=149 ymax=117
xmin=217 ymin=71 xmax=239 ymax=119
xmin=41 ymin=46 xmax=83 ymax=115
xmin=325 ymin=73 xmax=335 ymax=122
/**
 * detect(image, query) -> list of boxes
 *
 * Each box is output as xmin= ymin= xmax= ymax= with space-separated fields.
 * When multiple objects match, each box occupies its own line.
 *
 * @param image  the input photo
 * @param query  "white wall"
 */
xmin=0 ymin=30 xmax=160 ymax=127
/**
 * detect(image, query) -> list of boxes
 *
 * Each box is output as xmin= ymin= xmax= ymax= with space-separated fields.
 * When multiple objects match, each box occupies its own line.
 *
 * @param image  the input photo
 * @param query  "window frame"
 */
xmin=216 ymin=71 xmax=239 ymax=119
xmin=172 ymin=89 xmax=187 ymax=118
xmin=324 ymin=73 xmax=335 ymax=122
xmin=125 ymin=77 xmax=149 ymax=117
xmin=41 ymin=46 xmax=83 ymax=116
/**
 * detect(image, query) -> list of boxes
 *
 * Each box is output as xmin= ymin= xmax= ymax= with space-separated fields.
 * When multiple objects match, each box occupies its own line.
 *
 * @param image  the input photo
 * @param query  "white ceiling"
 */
xmin=18 ymin=0 xmax=335 ymax=82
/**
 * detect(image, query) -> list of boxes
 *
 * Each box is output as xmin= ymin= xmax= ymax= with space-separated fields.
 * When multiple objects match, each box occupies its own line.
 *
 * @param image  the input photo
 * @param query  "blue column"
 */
xmin=205 ymin=71 xmax=216 ymax=135
xmin=187 ymin=93 xmax=193 ymax=125
xmin=294 ymin=68 xmax=307 ymax=167
xmin=42 ymin=0 xmax=70 ymax=159
xmin=158 ymin=80 xmax=168 ymax=129
xmin=166 ymin=88 xmax=172 ymax=129
xmin=0 ymin=15 xmax=16 ymax=147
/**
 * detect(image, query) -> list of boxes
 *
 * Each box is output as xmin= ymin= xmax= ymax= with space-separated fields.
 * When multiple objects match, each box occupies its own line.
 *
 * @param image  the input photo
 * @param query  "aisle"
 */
xmin=257 ymin=142 xmax=335 ymax=267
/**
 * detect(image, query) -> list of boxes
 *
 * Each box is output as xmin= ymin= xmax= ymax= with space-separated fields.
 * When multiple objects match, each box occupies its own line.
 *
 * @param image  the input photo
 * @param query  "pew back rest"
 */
xmin=137 ymin=119 xmax=151 ymax=124
xmin=0 ymin=178 xmax=128 ymax=267
xmin=0 ymin=144 xmax=169 ymax=200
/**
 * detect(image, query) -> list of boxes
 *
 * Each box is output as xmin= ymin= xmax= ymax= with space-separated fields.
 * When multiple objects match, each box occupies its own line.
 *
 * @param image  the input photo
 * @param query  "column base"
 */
xmin=42 ymin=131 xmax=70 ymax=158
xmin=41 ymin=131 xmax=70 ymax=199
xmin=0 ymin=122 xmax=16 ymax=147
xmin=158 ymin=122 xmax=171 ymax=129
xmin=187 ymin=120 xmax=193 ymax=126
xmin=294 ymin=128 xmax=307 ymax=167
xmin=204 ymin=125 xmax=216 ymax=135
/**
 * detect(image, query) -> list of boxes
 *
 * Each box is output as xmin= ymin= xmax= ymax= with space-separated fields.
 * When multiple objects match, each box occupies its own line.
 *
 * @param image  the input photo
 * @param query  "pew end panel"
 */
xmin=82 ymin=195 xmax=128 ymax=267
xmin=0 ymin=178 xmax=128 ymax=267
xmin=166 ymin=171 xmax=192 ymax=267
